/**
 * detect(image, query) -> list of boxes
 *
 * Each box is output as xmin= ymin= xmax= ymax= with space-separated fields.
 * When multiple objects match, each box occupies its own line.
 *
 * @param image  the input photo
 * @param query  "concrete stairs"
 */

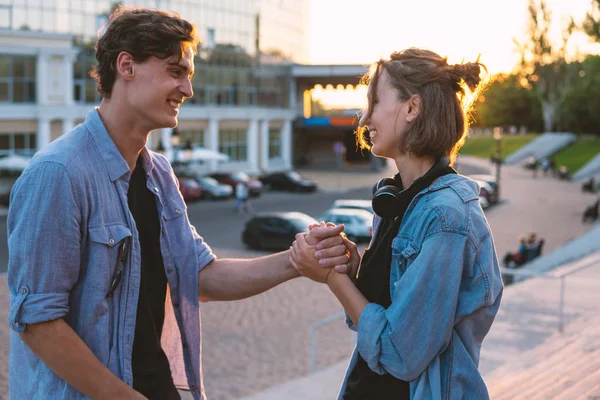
xmin=504 ymin=133 xmax=576 ymax=165
xmin=485 ymin=313 xmax=600 ymax=399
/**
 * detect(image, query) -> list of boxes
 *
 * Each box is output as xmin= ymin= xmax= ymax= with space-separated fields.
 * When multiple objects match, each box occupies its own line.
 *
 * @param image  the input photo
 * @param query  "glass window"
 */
xmin=268 ymin=128 xmax=281 ymax=159
xmin=0 ymin=81 xmax=9 ymax=101
xmin=0 ymin=56 xmax=9 ymax=78
xmin=218 ymin=129 xmax=247 ymax=161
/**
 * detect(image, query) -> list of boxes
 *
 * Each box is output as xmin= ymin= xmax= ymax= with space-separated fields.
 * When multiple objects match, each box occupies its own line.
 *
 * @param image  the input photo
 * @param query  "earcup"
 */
xmin=372 ymin=177 xmax=399 ymax=195
xmin=372 ymin=184 xmax=406 ymax=219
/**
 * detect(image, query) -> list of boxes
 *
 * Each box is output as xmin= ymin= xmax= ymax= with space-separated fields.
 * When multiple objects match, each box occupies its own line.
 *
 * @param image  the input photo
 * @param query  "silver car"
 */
xmin=317 ymin=208 xmax=374 ymax=243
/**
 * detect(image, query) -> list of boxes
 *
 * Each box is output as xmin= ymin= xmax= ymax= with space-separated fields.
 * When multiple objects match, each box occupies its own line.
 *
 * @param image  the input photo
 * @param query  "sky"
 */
xmin=307 ymin=0 xmax=600 ymax=108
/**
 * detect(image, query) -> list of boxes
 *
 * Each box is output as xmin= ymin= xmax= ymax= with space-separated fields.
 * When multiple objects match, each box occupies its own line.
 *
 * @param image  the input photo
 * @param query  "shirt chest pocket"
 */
xmin=161 ymin=194 xmax=196 ymax=257
xmin=86 ymin=224 xmax=132 ymax=293
xmin=391 ymin=237 xmax=420 ymax=277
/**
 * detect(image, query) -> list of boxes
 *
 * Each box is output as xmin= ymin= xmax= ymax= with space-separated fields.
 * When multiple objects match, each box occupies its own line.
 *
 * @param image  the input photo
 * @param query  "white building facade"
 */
xmin=0 ymin=0 xmax=310 ymax=175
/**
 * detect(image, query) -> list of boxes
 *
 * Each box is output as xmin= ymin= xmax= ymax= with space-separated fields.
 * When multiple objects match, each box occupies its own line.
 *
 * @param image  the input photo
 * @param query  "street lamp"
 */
xmin=493 ymin=127 xmax=502 ymax=201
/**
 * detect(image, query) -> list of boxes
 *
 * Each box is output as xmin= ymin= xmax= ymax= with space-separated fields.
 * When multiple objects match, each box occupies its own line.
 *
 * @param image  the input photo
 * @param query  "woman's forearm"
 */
xmin=327 ymin=271 xmax=369 ymax=326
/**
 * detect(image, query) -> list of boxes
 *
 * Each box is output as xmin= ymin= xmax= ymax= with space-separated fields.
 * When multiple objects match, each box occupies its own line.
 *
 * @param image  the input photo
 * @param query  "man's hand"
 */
xmin=290 ymin=232 xmax=334 ymax=283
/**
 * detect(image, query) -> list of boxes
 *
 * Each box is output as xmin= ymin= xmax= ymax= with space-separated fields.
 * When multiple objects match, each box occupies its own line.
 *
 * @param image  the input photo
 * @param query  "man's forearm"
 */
xmin=20 ymin=318 xmax=145 ymax=399
xmin=199 ymin=251 xmax=297 ymax=302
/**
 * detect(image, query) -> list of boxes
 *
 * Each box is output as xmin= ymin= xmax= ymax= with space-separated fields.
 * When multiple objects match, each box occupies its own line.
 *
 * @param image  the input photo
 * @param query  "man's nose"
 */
xmin=181 ymin=78 xmax=193 ymax=99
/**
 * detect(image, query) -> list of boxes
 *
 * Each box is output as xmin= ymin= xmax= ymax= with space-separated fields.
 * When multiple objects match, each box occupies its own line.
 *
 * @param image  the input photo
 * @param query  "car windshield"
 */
xmin=288 ymin=214 xmax=318 ymax=231
xmin=286 ymin=171 xmax=302 ymax=181
xmin=199 ymin=177 xmax=219 ymax=187
xmin=232 ymin=172 xmax=249 ymax=181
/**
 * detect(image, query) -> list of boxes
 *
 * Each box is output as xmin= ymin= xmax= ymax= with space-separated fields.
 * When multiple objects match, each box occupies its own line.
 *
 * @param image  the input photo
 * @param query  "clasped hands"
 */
xmin=289 ymin=222 xmax=360 ymax=284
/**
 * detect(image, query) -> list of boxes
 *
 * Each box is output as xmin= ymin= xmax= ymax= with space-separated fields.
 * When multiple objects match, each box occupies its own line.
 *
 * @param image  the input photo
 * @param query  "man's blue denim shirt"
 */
xmin=8 ymin=110 xmax=215 ymax=399
xmin=339 ymin=174 xmax=504 ymax=399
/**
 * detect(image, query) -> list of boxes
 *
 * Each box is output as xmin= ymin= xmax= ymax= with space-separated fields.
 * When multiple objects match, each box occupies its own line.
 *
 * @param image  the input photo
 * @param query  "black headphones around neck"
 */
xmin=372 ymin=157 xmax=456 ymax=219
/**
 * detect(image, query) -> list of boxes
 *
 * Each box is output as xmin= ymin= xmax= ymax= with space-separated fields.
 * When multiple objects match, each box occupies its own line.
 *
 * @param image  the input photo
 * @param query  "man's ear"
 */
xmin=406 ymin=94 xmax=421 ymax=123
xmin=116 ymin=51 xmax=135 ymax=80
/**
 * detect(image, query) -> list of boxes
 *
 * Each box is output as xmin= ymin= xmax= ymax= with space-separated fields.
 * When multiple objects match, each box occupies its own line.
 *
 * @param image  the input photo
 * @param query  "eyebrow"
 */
xmin=167 ymin=60 xmax=195 ymax=78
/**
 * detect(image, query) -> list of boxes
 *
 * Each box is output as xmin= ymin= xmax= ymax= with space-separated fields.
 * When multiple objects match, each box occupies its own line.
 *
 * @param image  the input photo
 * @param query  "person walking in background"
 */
xmin=6 ymin=7 xmax=350 ymax=400
xmin=290 ymin=48 xmax=503 ymax=399
xmin=235 ymin=181 xmax=251 ymax=214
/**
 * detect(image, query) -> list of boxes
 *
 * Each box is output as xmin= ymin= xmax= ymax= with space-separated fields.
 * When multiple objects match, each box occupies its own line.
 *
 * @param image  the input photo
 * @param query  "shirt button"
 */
xmin=394 ymin=281 xmax=399 ymax=287
xmin=173 ymin=303 xmax=180 ymax=308
xmin=167 ymin=268 xmax=174 ymax=274
xmin=154 ymin=187 xmax=159 ymax=193
xmin=108 ymin=238 xmax=115 ymax=245
xmin=175 ymin=209 xmax=181 ymax=214
xmin=21 ymin=287 xmax=27 ymax=294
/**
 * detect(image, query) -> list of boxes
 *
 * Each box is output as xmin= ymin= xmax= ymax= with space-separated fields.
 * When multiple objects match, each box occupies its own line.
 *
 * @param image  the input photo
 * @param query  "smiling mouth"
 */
xmin=168 ymin=100 xmax=181 ymax=109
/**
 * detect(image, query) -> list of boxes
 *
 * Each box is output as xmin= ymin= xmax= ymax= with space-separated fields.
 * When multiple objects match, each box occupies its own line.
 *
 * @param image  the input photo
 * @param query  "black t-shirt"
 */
xmin=128 ymin=157 xmax=180 ymax=400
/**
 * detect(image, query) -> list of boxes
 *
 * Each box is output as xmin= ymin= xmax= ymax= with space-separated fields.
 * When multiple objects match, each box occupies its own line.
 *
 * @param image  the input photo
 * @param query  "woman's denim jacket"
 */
xmin=338 ymin=174 xmax=504 ymax=399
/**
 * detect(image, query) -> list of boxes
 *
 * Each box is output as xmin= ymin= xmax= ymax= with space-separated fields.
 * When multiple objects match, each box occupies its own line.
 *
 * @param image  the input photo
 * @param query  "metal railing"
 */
xmin=501 ymin=252 xmax=600 ymax=333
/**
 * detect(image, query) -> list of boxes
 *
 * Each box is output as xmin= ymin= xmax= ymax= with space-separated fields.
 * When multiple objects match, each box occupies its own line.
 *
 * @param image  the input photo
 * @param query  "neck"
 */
xmin=394 ymin=154 xmax=436 ymax=188
xmin=97 ymin=97 xmax=149 ymax=171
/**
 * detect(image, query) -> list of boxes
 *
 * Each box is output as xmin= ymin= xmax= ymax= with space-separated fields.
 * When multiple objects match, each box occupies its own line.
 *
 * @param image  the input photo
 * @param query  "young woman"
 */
xmin=290 ymin=48 xmax=504 ymax=399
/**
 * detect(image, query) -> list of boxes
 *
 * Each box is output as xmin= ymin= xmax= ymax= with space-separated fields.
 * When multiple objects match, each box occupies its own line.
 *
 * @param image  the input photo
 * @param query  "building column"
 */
xmin=288 ymin=78 xmax=297 ymax=112
xmin=247 ymin=119 xmax=259 ymax=174
xmin=259 ymin=120 xmax=269 ymax=172
xmin=37 ymin=118 xmax=51 ymax=150
xmin=207 ymin=119 xmax=219 ymax=171
xmin=36 ymin=53 xmax=49 ymax=105
xmin=159 ymin=127 xmax=173 ymax=160
xmin=282 ymin=119 xmax=292 ymax=170
xmin=63 ymin=54 xmax=75 ymax=106
xmin=63 ymin=119 xmax=74 ymax=134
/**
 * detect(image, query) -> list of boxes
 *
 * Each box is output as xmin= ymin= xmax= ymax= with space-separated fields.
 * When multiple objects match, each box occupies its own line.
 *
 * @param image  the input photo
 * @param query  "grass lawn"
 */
xmin=553 ymin=137 xmax=600 ymax=174
xmin=460 ymin=134 xmax=538 ymax=160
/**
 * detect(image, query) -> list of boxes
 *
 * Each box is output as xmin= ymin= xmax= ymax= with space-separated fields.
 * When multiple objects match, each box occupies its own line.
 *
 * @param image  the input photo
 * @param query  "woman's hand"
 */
xmin=290 ymin=227 xmax=350 ymax=283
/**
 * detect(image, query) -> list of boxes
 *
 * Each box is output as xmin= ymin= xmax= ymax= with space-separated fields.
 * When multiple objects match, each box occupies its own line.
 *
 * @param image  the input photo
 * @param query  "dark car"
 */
xmin=177 ymin=177 xmax=203 ymax=202
xmin=242 ymin=212 xmax=318 ymax=251
xmin=260 ymin=171 xmax=318 ymax=192
xmin=209 ymin=171 xmax=263 ymax=197
xmin=469 ymin=174 xmax=499 ymax=204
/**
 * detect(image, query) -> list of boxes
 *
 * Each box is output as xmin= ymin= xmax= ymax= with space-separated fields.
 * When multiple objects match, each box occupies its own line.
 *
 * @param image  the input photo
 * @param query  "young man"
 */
xmin=7 ymin=8 xmax=349 ymax=400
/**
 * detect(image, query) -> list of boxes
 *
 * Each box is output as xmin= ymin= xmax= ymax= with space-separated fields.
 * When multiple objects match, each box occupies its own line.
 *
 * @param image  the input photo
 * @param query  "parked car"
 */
xmin=177 ymin=177 xmax=203 ymax=202
xmin=472 ymin=179 xmax=494 ymax=209
xmin=241 ymin=212 xmax=318 ymax=251
xmin=469 ymin=174 xmax=499 ymax=204
xmin=317 ymin=208 xmax=373 ymax=243
xmin=260 ymin=171 xmax=318 ymax=192
xmin=330 ymin=199 xmax=374 ymax=215
xmin=209 ymin=172 xmax=263 ymax=197
xmin=196 ymin=176 xmax=233 ymax=200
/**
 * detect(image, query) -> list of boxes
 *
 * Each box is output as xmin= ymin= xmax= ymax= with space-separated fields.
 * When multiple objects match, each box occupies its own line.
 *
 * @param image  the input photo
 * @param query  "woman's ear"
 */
xmin=406 ymin=94 xmax=421 ymax=123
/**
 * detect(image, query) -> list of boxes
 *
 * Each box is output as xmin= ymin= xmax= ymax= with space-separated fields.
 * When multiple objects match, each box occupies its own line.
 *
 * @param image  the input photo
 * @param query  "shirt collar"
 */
xmin=84 ymin=109 xmax=155 ymax=182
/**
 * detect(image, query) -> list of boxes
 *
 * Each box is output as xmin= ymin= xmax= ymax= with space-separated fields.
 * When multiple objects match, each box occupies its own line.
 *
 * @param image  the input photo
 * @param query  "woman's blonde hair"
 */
xmin=356 ymin=48 xmax=488 ymax=164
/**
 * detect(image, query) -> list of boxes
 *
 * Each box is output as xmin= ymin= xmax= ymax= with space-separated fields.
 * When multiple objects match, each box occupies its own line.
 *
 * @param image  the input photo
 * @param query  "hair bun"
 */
xmin=452 ymin=62 xmax=482 ymax=91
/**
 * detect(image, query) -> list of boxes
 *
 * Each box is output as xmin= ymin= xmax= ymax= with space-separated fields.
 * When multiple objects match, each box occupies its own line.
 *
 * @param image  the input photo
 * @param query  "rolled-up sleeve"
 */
xmin=191 ymin=224 xmax=216 ymax=273
xmin=356 ymin=232 xmax=471 ymax=381
xmin=7 ymin=162 xmax=81 ymax=333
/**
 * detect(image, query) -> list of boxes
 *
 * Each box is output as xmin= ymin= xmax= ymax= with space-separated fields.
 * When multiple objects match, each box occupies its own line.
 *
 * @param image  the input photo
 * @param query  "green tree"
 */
xmin=583 ymin=0 xmax=600 ymax=42
xmin=516 ymin=0 xmax=577 ymax=132
xmin=557 ymin=55 xmax=600 ymax=134
xmin=472 ymin=73 xmax=542 ymax=131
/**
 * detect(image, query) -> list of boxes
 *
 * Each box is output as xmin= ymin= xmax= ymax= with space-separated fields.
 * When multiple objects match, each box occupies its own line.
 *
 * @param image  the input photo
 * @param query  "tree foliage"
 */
xmin=557 ymin=56 xmax=600 ymax=134
xmin=516 ymin=0 xmax=577 ymax=132
xmin=472 ymin=74 xmax=542 ymax=132
xmin=583 ymin=0 xmax=600 ymax=42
